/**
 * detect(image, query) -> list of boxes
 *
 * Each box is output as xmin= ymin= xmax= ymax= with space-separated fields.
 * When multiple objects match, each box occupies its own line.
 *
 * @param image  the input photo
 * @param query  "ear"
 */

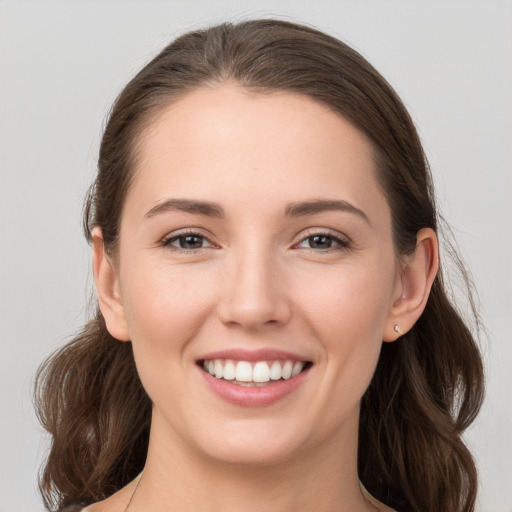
xmin=92 ymin=227 xmax=131 ymax=342
xmin=383 ymin=228 xmax=439 ymax=342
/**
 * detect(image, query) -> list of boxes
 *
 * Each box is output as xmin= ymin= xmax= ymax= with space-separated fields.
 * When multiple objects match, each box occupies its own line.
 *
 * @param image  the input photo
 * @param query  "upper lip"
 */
xmin=198 ymin=348 xmax=311 ymax=362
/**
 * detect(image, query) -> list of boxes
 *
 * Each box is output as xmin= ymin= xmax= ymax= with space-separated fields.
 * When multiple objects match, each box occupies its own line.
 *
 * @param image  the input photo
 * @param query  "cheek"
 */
xmin=119 ymin=262 xmax=222 ymax=413
xmin=294 ymin=258 xmax=395 ymax=392
xmin=296 ymin=259 xmax=395 ymax=341
xmin=120 ymin=261 xmax=217 ymax=365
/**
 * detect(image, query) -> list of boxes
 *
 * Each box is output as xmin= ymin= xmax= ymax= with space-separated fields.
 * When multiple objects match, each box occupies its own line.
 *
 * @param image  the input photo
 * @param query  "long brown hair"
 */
xmin=34 ymin=19 xmax=484 ymax=512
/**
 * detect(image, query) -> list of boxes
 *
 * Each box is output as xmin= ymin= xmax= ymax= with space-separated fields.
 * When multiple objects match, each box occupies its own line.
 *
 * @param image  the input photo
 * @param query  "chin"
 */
xmin=188 ymin=416 xmax=312 ymax=467
xmin=200 ymin=437 xmax=301 ymax=468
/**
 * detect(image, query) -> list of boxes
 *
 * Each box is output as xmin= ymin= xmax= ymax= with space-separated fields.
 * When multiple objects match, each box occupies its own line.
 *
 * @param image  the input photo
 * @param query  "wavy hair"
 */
xmin=34 ymin=19 xmax=484 ymax=512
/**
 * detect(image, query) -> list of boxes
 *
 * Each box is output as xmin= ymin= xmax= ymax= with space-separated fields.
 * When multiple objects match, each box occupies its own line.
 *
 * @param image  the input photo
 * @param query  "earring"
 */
xmin=394 ymin=324 xmax=402 ymax=335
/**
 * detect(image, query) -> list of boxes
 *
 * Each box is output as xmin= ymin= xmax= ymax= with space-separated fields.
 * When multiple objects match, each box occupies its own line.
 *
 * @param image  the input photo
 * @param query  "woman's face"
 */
xmin=105 ymin=84 xmax=403 ymax=465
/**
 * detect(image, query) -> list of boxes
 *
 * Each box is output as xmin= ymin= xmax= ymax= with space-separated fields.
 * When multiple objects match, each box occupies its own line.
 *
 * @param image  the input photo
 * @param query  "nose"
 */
xmin=217 ymin=245 xmax=292 ymax=330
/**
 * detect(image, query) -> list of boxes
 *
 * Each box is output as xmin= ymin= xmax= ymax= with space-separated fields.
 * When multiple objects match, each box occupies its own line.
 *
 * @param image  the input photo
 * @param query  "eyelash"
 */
xmin=161 ymin=229 xmax=217 ymax=253
xmin=160 ymin=229 xmax=350 ymax=254
xmin=293 ymin=229 xmax=350 ymax=253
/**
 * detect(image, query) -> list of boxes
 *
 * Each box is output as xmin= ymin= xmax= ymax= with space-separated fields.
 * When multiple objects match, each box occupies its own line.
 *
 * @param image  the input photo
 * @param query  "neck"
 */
xmin=130 ymin=409 xmax=377 ymax=512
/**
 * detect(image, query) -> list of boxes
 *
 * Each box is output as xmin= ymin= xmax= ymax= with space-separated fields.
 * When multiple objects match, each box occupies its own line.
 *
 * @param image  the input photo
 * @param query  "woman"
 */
xmin=35 ymin=19 xmax=484 ymax=512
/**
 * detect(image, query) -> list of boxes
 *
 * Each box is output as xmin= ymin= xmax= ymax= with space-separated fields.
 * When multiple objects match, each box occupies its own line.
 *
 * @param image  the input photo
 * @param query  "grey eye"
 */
xmin=165 ymin=233 xmax=212 ymax=250
xmin=307 ymin=235 xmax=334 ymax=249
xmin=296 ymin=233 xmax=349 ymax=251
xmin=176 ymin=235 xmax=205 ymax=249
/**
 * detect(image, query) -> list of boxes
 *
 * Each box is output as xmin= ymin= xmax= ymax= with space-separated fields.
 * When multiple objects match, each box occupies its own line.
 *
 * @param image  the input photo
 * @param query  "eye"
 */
xmin=162 ymin=231 xmax=215 ymax=251
xmin=296 ymin=232 xmax=349 ymax=251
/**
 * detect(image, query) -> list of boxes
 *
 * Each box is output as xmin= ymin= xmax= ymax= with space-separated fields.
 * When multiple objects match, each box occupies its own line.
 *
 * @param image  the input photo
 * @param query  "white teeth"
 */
xmin=202 ymin=358 xmax=307 ymax=383
xmin=270 ymin=361 xmax=282 ymax=380
xmin=252 ymin=361 xmax=270 ymax=383
xmin=214 ymin=359 xmax=223 ymax=379
xmin=235 ymin=361 xmax=253 ymax=382
xmin=292 ymin=361 xmax=304 ymax=377
xmin=223 ymin=360 xmax=236 ymax=380
xmin=282 ymin=361 xmax=293 ymax=380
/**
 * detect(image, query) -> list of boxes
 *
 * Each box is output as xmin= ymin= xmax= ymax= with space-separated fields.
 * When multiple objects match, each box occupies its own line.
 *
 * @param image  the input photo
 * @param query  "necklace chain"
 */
xmin=124 ymin=473 xmax=142 ymax=512
xmin=122 ymin=474 xmax=382 ymax=511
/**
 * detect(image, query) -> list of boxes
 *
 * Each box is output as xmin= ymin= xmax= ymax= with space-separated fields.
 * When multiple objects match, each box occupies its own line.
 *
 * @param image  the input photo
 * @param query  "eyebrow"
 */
xmin=144 ymin=199 xmax=225 ymax=219
xmin=284 ymin=199 xmax=370 ymax=224
xmin=143 ymin=198 xmax=369 ymax=224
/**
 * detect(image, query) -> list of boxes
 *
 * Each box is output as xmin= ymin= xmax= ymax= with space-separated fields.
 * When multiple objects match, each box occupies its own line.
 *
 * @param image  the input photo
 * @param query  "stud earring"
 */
xmin=394 ymin=324 xmax=402 ymax=335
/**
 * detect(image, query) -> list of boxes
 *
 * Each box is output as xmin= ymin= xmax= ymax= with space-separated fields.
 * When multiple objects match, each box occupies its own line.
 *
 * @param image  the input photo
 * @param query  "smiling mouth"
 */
xmin=198 ymin=359 xmax=313 ymax=387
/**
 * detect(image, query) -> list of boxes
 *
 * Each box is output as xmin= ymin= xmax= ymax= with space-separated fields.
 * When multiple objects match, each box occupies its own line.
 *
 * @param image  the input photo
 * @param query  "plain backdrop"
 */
xmin=0 ymin=1 xmax=511 ymax=511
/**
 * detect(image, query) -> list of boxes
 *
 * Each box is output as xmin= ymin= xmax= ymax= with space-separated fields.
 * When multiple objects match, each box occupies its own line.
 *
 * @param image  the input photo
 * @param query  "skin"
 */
xmin=89 ymin=84 xmax=438 ymax=512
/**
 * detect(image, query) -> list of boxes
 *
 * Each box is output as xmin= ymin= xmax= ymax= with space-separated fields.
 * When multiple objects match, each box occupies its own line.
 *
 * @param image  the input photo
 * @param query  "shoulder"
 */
xmin=58 ymin=506 xmax=87 ymax=512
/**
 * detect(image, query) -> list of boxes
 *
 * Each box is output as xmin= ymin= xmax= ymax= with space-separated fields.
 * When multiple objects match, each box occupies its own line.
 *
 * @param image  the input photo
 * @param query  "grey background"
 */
xmin=1 ymin=1 xmax=510 ymax=511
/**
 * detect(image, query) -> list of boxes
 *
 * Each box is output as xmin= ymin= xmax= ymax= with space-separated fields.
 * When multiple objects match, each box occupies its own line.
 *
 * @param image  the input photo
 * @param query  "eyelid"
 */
xmin=160 ymin=228 xmax=219 ymax=252
xmin=292 ymin=228 xmax=351 ymax=251
xmin=159 ymin=227 xmax=350 ymax=253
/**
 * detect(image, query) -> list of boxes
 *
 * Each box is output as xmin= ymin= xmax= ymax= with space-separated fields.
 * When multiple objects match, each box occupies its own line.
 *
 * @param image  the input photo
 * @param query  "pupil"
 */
xmin=310 ymin=235 xmax=331 ymax=249
xmin=181 ymin=235 xmax=203 ymax=249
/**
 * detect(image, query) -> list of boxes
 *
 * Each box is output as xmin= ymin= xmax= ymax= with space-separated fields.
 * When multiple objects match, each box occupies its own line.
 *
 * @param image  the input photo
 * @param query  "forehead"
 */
xmin=127 ymin=84 xmax=388 ymax=222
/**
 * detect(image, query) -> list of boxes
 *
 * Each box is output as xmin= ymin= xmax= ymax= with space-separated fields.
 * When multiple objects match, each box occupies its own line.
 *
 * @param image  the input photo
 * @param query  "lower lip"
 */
xmin=199 ymin=366 xmax=310 ymax=407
